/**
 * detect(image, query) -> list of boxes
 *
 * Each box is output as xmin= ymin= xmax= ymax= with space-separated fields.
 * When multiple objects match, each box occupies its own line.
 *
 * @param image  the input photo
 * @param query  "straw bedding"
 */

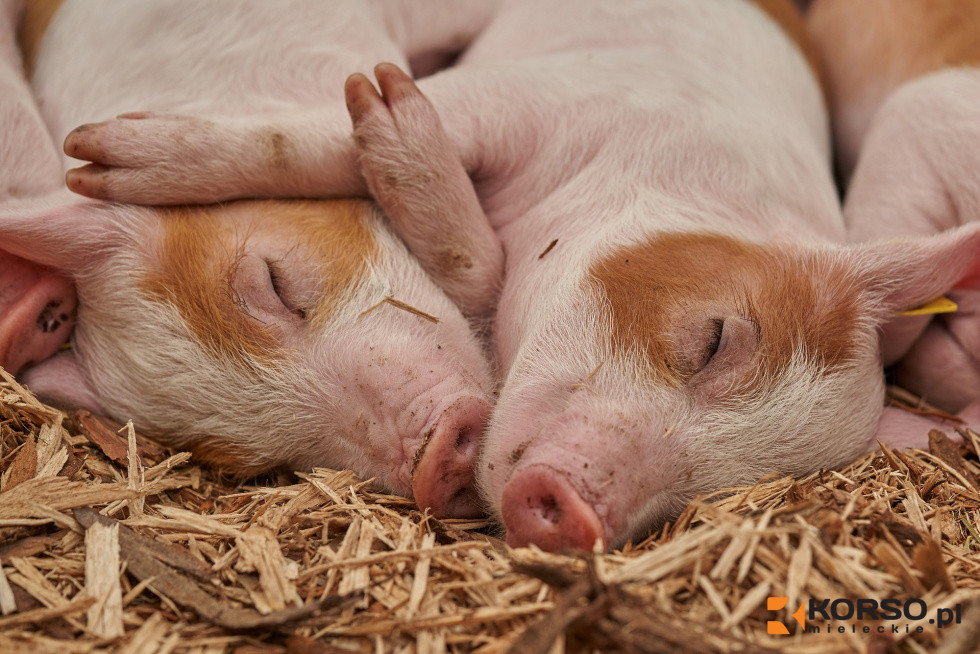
xmin=1 ymin=366 xmax=978 ymax=653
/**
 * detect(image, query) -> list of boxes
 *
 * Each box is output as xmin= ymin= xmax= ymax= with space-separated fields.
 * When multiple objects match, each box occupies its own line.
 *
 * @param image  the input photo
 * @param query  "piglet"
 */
xmin=0 ymin=0 xmax=74 ymax=376
xmin=0 ymin=0 xmax=502 ymax=518
xmin=66 ymin=0 xmax=980 ymax=551
xmin=808 ymin=0 xmax=980 ymax=430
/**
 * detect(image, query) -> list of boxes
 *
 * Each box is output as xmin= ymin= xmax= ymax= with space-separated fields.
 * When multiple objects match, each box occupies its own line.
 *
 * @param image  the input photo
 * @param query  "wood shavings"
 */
xmin=1 ymin=375 xmax=979 ymax=651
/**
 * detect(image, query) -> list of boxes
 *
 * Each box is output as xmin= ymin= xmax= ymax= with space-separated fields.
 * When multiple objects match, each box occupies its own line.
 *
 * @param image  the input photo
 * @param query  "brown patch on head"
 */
xmin=139 ymin=200 xmax=377 ymax=366
xmin=749 ymin=0 xmax=826 ymax=94
xmin=18 ymin=0 xmax=65 ymax=76
xmin=141 ymin=206 xmax=277 ymax=366
xmin=589 ymin=233 xmax=863 ymax=390
xmin=808 ymin=0 xmax=980 ymax=122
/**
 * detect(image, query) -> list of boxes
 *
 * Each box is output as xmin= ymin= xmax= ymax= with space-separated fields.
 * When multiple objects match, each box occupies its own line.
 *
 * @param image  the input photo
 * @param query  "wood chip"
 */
xmin=84 ymin=521 xmax=124 ymax=637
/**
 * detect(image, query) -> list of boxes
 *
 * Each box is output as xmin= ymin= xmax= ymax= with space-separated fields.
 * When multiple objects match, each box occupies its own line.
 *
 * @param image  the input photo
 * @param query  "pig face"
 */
xmin=2 ymin=194 xmax=493 ymax=517
xmin=480 ymin=228 xmax=980 ymax=550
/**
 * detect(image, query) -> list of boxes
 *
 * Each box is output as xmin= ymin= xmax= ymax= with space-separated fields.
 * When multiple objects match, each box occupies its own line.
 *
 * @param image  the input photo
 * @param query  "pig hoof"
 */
xmin=411 ymin=396 xmax=490 ymax=519
xmin=502 ymin=466 xmax=606 ymax=552
xmin=66 ymin=165 xmax=108 ymax=199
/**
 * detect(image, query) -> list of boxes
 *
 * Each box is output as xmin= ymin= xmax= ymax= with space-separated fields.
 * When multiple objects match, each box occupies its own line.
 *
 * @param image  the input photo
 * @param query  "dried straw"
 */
xmin=1 ymin=366 xmax=978 ymax=653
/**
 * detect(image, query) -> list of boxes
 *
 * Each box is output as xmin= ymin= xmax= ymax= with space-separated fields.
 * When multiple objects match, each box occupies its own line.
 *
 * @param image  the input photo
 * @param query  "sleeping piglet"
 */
xmin=0 ymin=0 xmax=503 ymax=518
xmin=0 ymin=0 xmax=69 ymax=373
xmin=807 ymin=0 xmax=980 ymax=433
xmin=66 ymin=0 xmax=980 ymax=550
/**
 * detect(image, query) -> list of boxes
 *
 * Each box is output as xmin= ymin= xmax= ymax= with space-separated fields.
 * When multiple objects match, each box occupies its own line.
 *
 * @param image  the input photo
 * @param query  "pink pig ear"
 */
xmin=852 ymin=222 xmax=980 ymax=363
xmin=857 ymin=222 xmax=980 ymax=310
xmin=0 ymin=190 xmax=122 ymax=272
xmin=19 ymin=351 xmax=104 ymax=413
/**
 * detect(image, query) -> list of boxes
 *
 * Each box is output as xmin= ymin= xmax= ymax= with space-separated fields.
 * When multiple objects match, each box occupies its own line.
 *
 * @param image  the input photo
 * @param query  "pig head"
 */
xmin=0 ymin=192 xmax=494 ymax=518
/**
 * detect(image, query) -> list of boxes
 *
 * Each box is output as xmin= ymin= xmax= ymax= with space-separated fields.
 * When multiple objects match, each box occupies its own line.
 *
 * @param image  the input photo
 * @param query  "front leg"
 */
xmin=64 ymin=106 xmax=366 ymax=204
xmin=346 ymin=64 xmax=503 ymax=317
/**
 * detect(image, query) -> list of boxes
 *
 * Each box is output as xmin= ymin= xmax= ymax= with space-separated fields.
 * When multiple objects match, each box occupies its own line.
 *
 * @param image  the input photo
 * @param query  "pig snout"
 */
xmin=411 ymin=395 xmax=490 ymax=519
xmin=501 ymin=465 xmax=606 ymax=551
xmin=0 ymin=251 xmax=76 ymax=375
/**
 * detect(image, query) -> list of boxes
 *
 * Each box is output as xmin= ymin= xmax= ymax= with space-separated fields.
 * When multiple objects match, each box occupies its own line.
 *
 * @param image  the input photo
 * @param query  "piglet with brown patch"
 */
xmin=0 ymin=0 xmax=504 ymax=518
xmin=67 ymin=0 xmax=980 ymax=551
xmin=808 ymin=0 xmax=980 ymax=437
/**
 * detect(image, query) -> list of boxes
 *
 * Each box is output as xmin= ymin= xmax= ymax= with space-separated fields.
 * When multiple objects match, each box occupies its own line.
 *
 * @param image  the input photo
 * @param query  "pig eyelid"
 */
xmin=265 ymin=259 xmax=308 ymax=320
xmin=705 ymin=318 xmax=724 ymax=362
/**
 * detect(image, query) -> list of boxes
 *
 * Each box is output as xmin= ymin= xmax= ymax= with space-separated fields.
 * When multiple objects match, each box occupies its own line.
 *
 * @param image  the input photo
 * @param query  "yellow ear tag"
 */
xmin=898 ymin=296 xmax=958 ymax=317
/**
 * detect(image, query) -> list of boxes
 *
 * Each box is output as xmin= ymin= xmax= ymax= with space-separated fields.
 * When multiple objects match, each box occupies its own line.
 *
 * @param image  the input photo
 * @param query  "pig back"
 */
xmin=29 ymin=0 xmax=407 ymax=168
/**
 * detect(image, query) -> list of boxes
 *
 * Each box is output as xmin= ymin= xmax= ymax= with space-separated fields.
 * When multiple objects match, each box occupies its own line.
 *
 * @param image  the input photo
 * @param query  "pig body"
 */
xmin=0 ymin=0 xmax=504 ymax=518
xmin=67 ymin=0 xmax=980 ymax=550
xmin=808 ymin=0 xmax=980 ymax=420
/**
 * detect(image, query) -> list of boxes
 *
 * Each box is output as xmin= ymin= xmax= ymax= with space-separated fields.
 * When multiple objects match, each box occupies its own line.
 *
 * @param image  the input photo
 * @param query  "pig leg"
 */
xmin=64 ymin=107 xmax=367 ymax=205
xmin=63 ymin=61 xmax=545 ymax=209
xmin=62 ymin=0 xmax=504 ymax=206
xmin=345 ymin=64 xmax=503 ymax=317
xmin=893 ymin=292 xmax=980 ymax=414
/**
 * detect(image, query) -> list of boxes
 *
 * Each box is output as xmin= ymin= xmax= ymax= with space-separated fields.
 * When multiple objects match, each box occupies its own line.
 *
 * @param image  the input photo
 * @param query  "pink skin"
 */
xmin=339 ymin=66 xmax=980 ymax=550
xmin=59 ymin=0 xmax=980 ymax=550
xmin=0 ymin=251 xmax=76 ymax=375
xmin=412 ymin=395 xmax=489 ymax=518
xmin=502 ymin=465 xmax=605 ymax=551
xmin=0 ymin=191 xmax=493 ymax=519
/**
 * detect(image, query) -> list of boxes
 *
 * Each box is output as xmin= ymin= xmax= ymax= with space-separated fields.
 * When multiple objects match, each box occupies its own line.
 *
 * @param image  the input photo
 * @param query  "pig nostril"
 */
xmin=503 ymin=466 xmax=606 ymax=551
xmin=530 ymin=494 xmax=562 ymax=525
xmin=37 ymin=300 xmax=65 ymax=333
xmin=454 ymin=425 xmax=480 ymax=458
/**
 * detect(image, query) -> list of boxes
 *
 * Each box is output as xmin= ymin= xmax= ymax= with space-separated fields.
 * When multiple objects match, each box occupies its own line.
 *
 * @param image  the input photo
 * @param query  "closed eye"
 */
xmin=705 ymin=318 xmax=723 ymax=364
xmin=266 ymin=259 xmax=307 ymax=320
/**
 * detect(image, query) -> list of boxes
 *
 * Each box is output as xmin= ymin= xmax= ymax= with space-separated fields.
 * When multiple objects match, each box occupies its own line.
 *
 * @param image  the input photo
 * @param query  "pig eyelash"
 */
xmin=234 ymin=293 xmax=259 ymax=321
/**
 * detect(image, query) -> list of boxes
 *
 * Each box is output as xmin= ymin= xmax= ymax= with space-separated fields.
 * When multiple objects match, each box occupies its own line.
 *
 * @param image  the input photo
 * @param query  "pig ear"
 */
xmin=19 ymin=351 xmax=104 ymax=413
xmin=854 ymin=222 xmax=980 ymax=314
xmin=850 ymin=222 xmax=980 ymax=364
xmin=0 ymin=190 xmax=123 ymax=272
